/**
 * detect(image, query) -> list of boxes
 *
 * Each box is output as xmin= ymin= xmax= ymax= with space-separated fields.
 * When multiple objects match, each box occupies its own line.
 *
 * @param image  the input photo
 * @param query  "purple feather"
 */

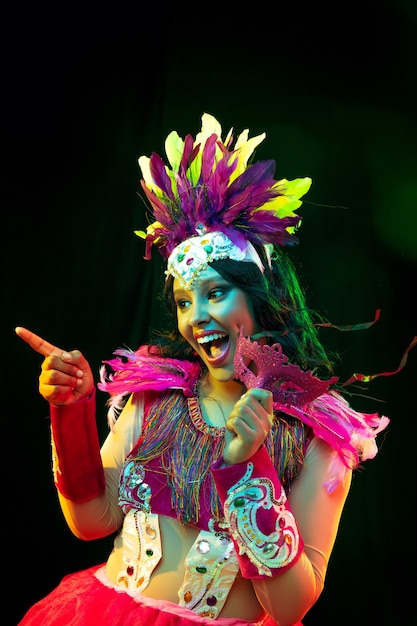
xmin=149 ymin=153 xmax=175 ymax=200
xmin=179 ymin=134 xmax=196 ymax=175
xmin=138 ymin=118 xmax=311 ymax=256
xmin=140 ymin=181 xmax=175 ymax=226
xmin=206 ymin=156 xmax=238 ymax=218
xmin=228 ymin=160 xmax=277 ymax=194
xmin=200 ymin=134 xmax=217 ymax=184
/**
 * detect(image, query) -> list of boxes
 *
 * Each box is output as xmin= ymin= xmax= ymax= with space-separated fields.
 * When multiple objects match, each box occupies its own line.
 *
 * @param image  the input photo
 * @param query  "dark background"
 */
xmin=2 ymin=3 xmax=416 ymax=625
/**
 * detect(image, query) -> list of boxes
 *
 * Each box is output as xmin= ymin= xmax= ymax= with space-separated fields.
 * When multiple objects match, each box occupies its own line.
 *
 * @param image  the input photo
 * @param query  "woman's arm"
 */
xmin=212 ymin=437 xmax=351 ymax=626
xmin=252 ymin=437 xmax=351 ymax=625
xmin=57 ymin=393 xmax=144 ymax=540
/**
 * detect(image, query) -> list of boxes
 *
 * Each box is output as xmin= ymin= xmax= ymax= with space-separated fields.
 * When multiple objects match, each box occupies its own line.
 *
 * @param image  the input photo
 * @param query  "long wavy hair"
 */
xmin=148 ymin=244 xmax=337 ymax=378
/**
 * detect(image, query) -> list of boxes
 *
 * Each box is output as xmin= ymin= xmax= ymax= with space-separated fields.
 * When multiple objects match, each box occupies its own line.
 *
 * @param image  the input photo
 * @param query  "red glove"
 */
xmin=50 ymin=388 xmax=105 ymax=503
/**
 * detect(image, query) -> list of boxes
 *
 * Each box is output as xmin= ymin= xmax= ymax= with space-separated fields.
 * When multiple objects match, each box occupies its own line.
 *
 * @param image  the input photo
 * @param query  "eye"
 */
xmin=176 ymin=298 xmax=190 ymax=310
xmin=208 ymin=286 xmax=227 ymax=300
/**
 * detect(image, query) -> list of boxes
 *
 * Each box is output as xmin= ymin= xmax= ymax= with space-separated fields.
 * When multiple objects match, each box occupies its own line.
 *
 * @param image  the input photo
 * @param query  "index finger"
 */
xmin=15 ymin=326 xmax=63 ymax=357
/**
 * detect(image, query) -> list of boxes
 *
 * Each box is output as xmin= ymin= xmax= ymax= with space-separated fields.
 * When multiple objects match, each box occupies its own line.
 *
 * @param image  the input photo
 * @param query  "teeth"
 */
xmin=197 ymin=333 xmax=227 ymax=344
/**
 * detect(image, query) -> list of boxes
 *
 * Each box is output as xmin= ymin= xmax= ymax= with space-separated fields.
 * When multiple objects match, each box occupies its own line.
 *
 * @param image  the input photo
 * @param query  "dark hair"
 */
xmin=148 ymin=245 xmax=336 ymax=377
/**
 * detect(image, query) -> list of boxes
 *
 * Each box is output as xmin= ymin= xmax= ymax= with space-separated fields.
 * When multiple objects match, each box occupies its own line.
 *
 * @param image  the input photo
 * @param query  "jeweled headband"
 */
xmin=135 ymin=113 xmax=312 ymax=288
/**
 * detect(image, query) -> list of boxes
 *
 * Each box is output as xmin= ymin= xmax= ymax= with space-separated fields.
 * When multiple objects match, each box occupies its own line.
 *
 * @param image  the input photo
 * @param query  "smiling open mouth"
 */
xmin=197 ymin=333 xmax=229 ymax=359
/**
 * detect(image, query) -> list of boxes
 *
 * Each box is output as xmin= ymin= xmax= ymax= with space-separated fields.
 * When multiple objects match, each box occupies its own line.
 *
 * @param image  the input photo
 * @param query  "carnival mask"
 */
xmin=233 ymin=328 xmax=338 ymax=406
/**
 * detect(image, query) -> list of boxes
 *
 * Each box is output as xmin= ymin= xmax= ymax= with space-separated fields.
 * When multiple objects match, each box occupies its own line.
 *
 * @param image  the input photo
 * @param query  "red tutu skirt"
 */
xmin=17 ymin=563 xmax=294 ymax=625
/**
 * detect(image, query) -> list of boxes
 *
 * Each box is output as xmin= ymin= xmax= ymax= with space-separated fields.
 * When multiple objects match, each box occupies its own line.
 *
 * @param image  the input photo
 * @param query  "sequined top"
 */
xmin=112 ymin=390 xmax=310 ymax=618
xmin=118 ymin=389 xmax=309 ymax=529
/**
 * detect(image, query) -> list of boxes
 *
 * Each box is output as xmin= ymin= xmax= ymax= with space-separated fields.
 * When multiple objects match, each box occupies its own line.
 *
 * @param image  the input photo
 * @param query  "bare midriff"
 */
xmin=106 ymin=514 xmax=264 ymax=621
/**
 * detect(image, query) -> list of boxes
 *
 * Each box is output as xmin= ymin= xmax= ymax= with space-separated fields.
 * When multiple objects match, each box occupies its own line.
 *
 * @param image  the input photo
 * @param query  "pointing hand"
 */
xmin=15 ymin=327 xmax=95 ymax=405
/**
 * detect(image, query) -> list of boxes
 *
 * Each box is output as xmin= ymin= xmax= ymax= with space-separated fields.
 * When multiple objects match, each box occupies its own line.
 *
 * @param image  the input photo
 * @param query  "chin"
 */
xmin=207 ymin=365 xmax=236 ymax=382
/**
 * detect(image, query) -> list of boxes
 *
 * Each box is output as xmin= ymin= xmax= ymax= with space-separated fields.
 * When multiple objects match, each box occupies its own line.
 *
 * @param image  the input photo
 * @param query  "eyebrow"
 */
xmin=173 ymin=287 xmax=187 ymax=298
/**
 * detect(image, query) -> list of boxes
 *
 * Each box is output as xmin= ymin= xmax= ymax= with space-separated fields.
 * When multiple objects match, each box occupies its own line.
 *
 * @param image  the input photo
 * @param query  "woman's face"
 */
xmin=173 ymin=266 xmax=259 ymax=382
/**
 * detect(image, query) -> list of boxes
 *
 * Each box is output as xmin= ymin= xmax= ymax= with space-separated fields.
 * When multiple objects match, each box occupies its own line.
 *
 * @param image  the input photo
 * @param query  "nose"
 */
xmin=188 ymin=298 xmax=210 ymax=327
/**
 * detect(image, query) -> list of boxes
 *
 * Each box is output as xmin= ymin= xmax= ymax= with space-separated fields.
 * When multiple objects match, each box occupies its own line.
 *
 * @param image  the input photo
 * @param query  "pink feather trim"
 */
xmin=274 ymin=391 xmax=389 ymax=492
xmin=98 ymin=344 xmax=389 ymax=491
xmin=98 ymin=345 xmax=201 ymax=399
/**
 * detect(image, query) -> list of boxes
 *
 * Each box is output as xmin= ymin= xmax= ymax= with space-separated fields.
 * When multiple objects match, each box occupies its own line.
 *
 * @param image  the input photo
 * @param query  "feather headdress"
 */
xmin=135 ymin=113 xmax=312 ymax=287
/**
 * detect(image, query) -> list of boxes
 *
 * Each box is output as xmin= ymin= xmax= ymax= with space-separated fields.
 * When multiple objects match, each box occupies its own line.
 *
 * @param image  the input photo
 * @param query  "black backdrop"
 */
xmin=2 ymin=3 xmax=416 ymax=625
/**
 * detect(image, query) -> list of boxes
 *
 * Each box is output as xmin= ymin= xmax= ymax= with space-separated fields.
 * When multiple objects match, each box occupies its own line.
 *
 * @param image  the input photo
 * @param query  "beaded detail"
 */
xmin=112 ymin=390 xmax=308 ymax=612
xmin=223 ymin=462 xmax=300 ymax=576
xmin=166 ymin=231 xmax=265 ymax=289
xmin=178 ymin=529 xmax=239 ymax=619
xmin=116 ymin=510 xmax=162 ymax=592
xmin=118 ymin=459 xmax=151 ymax=515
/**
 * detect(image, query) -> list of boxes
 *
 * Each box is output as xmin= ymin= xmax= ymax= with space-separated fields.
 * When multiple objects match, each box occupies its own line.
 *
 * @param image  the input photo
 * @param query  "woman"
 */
xmin=15 ymin=113 xmax=389 ymax=625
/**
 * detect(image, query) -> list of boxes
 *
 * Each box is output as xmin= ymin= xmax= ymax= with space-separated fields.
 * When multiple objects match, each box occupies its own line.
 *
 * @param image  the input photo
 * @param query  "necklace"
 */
xmin=199 ymin=393 xmax=227 ymax=427
xmin=197 ymin=375 xmax=244 ymax=428
xmin=126 ymin=388 xmax=308 ymax=525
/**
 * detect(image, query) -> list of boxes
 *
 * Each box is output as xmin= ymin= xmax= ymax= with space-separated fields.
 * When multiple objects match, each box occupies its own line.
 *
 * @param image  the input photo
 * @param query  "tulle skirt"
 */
xmin=17 ymin=563 xmax=293 ymax=626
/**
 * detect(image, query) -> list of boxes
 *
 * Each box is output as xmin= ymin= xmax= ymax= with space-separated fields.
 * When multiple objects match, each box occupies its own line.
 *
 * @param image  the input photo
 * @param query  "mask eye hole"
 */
xmin=268 ymin=379 xmax=304 ymax=393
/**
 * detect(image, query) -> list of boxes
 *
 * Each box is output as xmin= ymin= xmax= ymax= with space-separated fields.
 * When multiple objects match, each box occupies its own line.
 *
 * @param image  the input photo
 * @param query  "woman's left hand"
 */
xmin=223 ymin=388 xmax=273 ymax=465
